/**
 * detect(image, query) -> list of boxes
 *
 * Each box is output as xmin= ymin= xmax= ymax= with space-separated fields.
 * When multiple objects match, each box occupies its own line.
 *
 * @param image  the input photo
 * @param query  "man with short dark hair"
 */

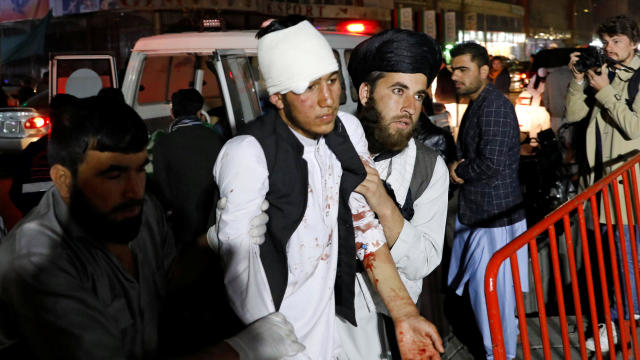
xmin=152 ymin=88 xmax=224 ymax=247
xmin=149 ymin=87 xmax=231 ymax=354
xmin=170 ymin=88 xmax=204 ymax=122
xmin=0 ymin=96 xmax=303 ymax=360
xmin=336 ymin=29 xmax=448 ymax=360
xmin=567 ymin=14 xmax=640 ymax=352
xmin=447 ymin=42 xmax=528 ymax=360
xmin=212 ymin=16 xmax=443 ymax=360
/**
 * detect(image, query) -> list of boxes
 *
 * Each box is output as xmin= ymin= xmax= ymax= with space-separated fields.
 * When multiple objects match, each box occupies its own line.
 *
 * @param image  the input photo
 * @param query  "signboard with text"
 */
xmin=264 ymin=2 xmax=391 ymax=21
xmin=52 ymin=0 xmax=391 ymax=21
xmin=445 ymin=11 xmax=456 ymax=43
xmin=423 ymin=10 xmax=436 ymax=39
xmin=464 ymin=12 xmax=477 ymax=31
xmin=53 ymin=0 xmax=260 ymax=16
xmin=1 ymin=0 xmax=49 ymax=22
xmin=398 ymin=7 xmax=413 ymax=30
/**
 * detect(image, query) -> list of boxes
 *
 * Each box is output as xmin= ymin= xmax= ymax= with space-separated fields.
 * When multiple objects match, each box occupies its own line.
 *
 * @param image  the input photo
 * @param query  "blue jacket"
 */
xmin=456 ymin=83 xmax=525 ymax=227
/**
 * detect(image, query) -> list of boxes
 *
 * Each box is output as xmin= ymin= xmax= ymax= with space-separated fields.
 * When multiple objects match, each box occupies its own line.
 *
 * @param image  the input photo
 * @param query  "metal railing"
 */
xmin=485 ymin=151 xmax=640 ymax=360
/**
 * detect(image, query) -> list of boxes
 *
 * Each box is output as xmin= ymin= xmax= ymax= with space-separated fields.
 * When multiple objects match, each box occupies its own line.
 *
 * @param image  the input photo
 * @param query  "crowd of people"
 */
xmin=0 ymin=11 xmax=639 ymax=360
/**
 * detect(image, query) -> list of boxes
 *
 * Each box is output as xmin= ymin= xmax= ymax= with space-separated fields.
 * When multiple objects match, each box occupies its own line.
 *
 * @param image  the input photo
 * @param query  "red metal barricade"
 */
xmin=485 ymin=152 xmax=640 ymax=360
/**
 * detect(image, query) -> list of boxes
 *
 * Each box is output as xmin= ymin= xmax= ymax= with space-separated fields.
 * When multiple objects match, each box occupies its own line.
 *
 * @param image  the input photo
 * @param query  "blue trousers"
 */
xmin=605 ymin=224 xmax=640 ymax=321
xmin=448 ymin=217 xmax=528 ymax=360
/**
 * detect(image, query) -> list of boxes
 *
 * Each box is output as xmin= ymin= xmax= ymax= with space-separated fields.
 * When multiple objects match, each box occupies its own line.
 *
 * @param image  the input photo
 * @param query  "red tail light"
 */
xmin=520 ymin=73 xmax=527 ymax=79
xmin=24 ymin=116 xmax=50 ymax=129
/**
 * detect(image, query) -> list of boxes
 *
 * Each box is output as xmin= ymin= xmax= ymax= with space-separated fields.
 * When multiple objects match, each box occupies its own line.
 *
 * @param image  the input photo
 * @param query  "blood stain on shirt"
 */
xmin=352 ymin=211 xmax=367 ymax=222
xmin=355 ymin=221 xmax=376 ymax=233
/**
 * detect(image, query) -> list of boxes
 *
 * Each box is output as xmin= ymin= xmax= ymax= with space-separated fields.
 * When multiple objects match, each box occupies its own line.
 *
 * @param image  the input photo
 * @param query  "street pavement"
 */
xmin=444 ymin=315 xmax=640 ymax=359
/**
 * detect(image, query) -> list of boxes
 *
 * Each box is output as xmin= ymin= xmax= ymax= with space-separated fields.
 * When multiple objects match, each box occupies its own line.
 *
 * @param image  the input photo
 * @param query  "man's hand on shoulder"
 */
xmin=206 ymin=198 xmax=269 ymax=252
xmin=354 ymin=159 xmax=394 ymax=214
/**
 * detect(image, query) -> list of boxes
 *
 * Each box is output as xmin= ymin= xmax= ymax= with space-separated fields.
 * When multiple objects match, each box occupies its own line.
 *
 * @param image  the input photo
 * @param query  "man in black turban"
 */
xmin=337 ymin=29 xmax=448 ymax=360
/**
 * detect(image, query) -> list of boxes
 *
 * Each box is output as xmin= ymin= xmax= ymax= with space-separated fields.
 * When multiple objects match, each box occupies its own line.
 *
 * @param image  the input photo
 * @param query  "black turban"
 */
xmin=348 ymin=29 xmax=442 ymax=91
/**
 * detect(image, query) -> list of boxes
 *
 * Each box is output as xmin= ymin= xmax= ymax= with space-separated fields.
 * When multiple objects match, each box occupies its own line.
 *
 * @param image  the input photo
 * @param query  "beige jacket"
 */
xmin=566 ymin=54 xmax=640 ymax=225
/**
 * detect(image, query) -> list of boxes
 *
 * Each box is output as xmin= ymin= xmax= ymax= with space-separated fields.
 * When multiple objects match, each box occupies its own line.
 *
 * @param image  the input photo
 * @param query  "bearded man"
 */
xmin=0 ymin=96 xmax=304 ymax=360
xmin=212 ymin=16 xmax=443 ymax=360
xmin=335 ymin=29 xmax=449 ymax=360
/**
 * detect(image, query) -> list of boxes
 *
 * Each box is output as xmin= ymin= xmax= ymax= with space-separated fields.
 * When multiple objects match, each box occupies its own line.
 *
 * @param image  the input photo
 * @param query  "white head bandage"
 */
xmin=258 ymin=20 xmax=338 ymax=95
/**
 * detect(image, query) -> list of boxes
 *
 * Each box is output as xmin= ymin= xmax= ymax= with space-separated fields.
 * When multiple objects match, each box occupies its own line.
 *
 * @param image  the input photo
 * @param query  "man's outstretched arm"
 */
xmin=362 ymin=244 xmax=444 ymax=360
xmin=350 ymin=187 xmax=443 ymax=360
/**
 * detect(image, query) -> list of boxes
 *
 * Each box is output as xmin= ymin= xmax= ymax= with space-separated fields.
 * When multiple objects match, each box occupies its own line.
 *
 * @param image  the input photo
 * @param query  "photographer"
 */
xmin=566 ymin=15 xmax=640 ymax=353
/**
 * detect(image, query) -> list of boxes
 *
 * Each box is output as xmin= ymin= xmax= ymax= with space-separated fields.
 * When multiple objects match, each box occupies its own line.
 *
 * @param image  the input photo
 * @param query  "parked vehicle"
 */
xmin=50 ymin=30 xmax=368 ymax=136
xmin=0 ymin=107 xmax=49 ymax=153
xmin=0 ymin=90 xmax=50 ymax=153
xmin=508 ymin=60 xmax=531 ymax=93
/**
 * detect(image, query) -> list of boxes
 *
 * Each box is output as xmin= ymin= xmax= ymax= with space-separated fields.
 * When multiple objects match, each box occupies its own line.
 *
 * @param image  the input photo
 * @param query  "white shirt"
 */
xmin=338 ymin=138 xmax=449 ymax=360
xmin=374 ymin=139 xmax=449 ymax=303
xmin=213 ymin=111 xmax=385 ymax=360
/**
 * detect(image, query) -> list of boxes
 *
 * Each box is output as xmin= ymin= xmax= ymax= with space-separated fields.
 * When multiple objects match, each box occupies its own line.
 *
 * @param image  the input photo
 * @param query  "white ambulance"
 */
xmin=50 ymin=29 xmax=368 ymax=136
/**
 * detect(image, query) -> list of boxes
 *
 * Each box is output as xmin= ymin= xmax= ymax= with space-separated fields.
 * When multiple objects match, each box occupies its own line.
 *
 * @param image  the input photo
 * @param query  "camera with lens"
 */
xmin=574 ymin=46 xmax=607 ymax=73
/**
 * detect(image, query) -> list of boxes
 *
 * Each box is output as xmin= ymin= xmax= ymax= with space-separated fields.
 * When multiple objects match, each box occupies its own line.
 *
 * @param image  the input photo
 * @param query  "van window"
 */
xmin=54 ymin=58 xmax=115 ymax=98
xmin=138 ymin=55 xmax=196 ymax=105
xmin=332 ymin=50 xmax=347 ymax=106
xmin=248 ymin=56 xmax=268 ymax=107
xmin=138 ymin=56 xmax=170 ymax=104
xmin=219 ymin=55 xmax=261 ymax=126
xmin=200 ymin=57 xmax=223 ymax=109
xmin=168 ymin=55 xmax=196 ymax=97
xmin=344 ymin=50 xmax=359 ymax=102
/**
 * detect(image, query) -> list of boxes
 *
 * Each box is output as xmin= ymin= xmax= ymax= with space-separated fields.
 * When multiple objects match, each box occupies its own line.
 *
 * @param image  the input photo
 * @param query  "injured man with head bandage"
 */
xmin=210 ymin=15 xmax=443 ymax=360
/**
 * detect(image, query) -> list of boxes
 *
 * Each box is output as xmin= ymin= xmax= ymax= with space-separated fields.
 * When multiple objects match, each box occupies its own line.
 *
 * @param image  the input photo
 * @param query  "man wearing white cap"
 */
xmin=212 ymin=16 xmax=443 ymax=359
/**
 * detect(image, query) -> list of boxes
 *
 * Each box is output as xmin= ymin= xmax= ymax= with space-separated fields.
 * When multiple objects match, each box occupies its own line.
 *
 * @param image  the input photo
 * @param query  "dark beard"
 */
xmin=456 ymin=77 xmax=483 ymax=97
xmin=69 ymin=184 xmax=144 ymax=245
xmin=356 ymin=97 xmax=414 ymax=155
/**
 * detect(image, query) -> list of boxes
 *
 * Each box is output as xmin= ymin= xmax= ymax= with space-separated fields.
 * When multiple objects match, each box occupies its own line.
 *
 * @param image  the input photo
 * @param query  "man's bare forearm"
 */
xmin=364 ymin=244 xmax=444 ymax=359
xmin=364 ymin=244 xmax=419 ymax=319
